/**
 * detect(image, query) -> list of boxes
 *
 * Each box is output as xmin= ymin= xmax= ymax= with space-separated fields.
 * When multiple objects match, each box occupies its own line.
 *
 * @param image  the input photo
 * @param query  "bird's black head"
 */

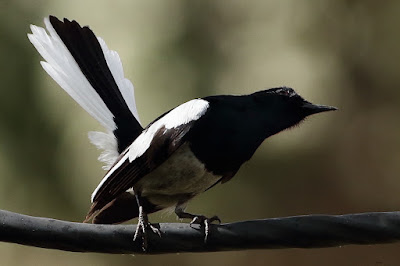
xmin=250 ymin=86 xmax=336 ymax=137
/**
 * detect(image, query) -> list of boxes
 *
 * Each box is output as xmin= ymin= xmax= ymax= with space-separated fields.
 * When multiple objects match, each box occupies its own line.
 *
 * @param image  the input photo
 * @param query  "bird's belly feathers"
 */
xmin=134 ymin=143 xmax=222 ymax=208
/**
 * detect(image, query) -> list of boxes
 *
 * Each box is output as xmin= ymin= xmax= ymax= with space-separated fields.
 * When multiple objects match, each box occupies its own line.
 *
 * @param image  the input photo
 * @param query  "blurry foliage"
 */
xmin=0 ymin=0 xmax=400 ymax=265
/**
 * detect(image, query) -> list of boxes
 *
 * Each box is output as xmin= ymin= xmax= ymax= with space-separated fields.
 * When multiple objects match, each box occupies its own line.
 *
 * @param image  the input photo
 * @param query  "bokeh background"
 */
xmin=1 ymin=0 xmax=400 ymax=265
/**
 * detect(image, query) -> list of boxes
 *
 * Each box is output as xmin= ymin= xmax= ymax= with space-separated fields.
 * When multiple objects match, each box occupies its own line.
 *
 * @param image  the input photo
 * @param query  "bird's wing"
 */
xmin=86 ymin=99 xmax=210 ymax=220
xmin=28 ymin=16 xmax=142 ymax=169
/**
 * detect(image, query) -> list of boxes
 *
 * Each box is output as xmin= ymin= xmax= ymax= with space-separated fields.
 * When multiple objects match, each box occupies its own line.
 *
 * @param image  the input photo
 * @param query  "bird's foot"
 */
xmin=133 ymin=206 xmax=161 ymax=251
xmin=189 ymin=215 xmax=221 ymax=243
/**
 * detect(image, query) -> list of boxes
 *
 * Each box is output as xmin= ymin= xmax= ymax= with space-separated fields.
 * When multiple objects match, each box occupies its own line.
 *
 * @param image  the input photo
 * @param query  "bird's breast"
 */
xmin=134 ymin=143 xmax=222 ymax=208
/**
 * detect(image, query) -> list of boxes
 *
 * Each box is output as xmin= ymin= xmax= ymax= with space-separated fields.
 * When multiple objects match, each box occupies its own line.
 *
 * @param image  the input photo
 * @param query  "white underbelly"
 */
xmin=134 ymin=143 xmax=221 ymax=207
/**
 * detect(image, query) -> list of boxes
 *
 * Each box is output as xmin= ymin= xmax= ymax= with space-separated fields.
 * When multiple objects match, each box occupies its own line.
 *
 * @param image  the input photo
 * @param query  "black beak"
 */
xmin=302 ymin=101 xmax=337 ymax=115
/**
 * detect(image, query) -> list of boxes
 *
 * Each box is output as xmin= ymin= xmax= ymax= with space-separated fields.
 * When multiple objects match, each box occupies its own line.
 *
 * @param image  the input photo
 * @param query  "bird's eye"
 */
xmin=275 ymin=87 xmax=294 ymax=97
xmin=261 ymin=87 xmax=298 ymax=98
xmin=282 ymin=90 xmax=290 ymax=96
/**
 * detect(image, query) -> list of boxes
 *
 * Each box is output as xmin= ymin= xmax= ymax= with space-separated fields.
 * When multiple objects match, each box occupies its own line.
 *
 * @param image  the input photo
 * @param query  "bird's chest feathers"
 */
xmin=135 ymin=143 xmax=221 ymax=199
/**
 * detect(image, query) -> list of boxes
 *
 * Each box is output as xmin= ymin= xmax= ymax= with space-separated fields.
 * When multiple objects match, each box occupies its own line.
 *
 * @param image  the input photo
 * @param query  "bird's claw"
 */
xmin=189 ymin=215 xmax=221 ymax=243
xmin=133 ymin=206 xmax=161 ymax=251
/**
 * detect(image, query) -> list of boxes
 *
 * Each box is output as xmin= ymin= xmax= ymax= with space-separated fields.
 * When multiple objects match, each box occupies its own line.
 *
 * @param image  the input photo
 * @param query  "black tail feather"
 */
xmin=49 ymin=16 xmax=142 ymax=152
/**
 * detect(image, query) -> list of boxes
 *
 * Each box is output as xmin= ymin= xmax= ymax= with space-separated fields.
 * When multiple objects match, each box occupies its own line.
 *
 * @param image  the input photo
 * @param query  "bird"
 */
xmin=28 ymin=16 xmax=336 ymax=247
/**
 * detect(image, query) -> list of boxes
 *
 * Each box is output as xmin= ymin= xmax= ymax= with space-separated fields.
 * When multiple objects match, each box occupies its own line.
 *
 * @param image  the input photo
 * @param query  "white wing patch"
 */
xmin=28 ymin=17 xmax=141 ymax=169
xmin=90 ymin=98 xmax=210 ymax=202
xmin=128 ymin=99 xmax=209 ymax=162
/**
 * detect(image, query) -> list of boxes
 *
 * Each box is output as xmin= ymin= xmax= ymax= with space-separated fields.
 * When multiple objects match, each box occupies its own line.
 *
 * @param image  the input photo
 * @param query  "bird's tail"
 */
xmin=84 ymin=192 xmax=140 ymax=224
xmin=84 ymin=192 xmax=161 ymax=224
xmin=28 ymin=16 xmax=143 ymax=169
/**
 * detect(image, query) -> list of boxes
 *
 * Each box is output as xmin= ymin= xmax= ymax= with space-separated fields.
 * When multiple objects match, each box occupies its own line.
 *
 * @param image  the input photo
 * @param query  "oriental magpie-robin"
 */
xmin=29 ymin=16 xmax=336 ymax=245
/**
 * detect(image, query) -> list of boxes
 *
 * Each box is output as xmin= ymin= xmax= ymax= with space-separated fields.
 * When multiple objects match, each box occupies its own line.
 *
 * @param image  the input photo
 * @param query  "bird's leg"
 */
xmin=133 ymin=194 xmax=161 ymax=251
xmin=175 ymin=205 xmax=221 ymax=243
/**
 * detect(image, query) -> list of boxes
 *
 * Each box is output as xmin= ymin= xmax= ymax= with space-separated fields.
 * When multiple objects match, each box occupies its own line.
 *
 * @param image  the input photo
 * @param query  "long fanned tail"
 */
xmin=28 ymin=16 xmax=143 ymax=169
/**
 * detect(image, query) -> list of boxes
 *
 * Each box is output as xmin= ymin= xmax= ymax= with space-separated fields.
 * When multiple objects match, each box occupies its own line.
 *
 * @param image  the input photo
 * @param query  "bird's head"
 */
xmin=251 ymin=86 xmax=336 ymax=136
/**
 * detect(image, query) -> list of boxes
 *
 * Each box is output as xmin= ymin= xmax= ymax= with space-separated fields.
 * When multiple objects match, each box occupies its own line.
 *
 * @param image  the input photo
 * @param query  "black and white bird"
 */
xmin=29 ymin=16 xmax=336 ymax=243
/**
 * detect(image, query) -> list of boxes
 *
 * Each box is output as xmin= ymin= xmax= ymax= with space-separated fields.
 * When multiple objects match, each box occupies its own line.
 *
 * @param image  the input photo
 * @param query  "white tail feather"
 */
xmin=88 ymin=131 xmax=119 ymax=170
xmin=28 ymin=19 xmax=115 ymax=132
xmin=28 ymin=17 xmax=141 ymax=169
xmin=98 ymin=38 xmax=140 ymax=124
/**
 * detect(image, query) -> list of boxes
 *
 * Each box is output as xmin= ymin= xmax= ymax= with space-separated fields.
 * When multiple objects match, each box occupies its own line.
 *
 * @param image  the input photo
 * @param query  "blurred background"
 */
xmin=1 ymin=0 xmax=400 ymax=265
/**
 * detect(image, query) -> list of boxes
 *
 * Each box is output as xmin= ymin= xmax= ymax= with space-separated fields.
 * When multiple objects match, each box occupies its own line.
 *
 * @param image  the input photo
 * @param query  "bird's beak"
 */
xmin=302 ymin=101 xmax=337 ymax=115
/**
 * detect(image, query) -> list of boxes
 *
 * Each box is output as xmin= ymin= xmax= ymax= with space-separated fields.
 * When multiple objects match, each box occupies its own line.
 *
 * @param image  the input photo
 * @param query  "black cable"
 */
xmin=0 ymin=210 xmax=399 ymax=254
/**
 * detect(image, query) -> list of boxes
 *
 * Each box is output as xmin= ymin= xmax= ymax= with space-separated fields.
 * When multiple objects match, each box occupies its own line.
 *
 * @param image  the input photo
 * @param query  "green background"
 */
xmin=1 ymin=0 xmax=400 ymax=265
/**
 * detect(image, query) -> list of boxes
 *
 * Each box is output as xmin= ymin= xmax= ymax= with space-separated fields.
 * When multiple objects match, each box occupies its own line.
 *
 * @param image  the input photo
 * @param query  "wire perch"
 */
xmin=0 ymin=210 xmax=399 ymax=254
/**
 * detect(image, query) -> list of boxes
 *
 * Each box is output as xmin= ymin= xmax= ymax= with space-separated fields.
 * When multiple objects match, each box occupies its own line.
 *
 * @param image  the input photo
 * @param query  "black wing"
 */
xmin=86 ymin=122 xmax=195 ymax=220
